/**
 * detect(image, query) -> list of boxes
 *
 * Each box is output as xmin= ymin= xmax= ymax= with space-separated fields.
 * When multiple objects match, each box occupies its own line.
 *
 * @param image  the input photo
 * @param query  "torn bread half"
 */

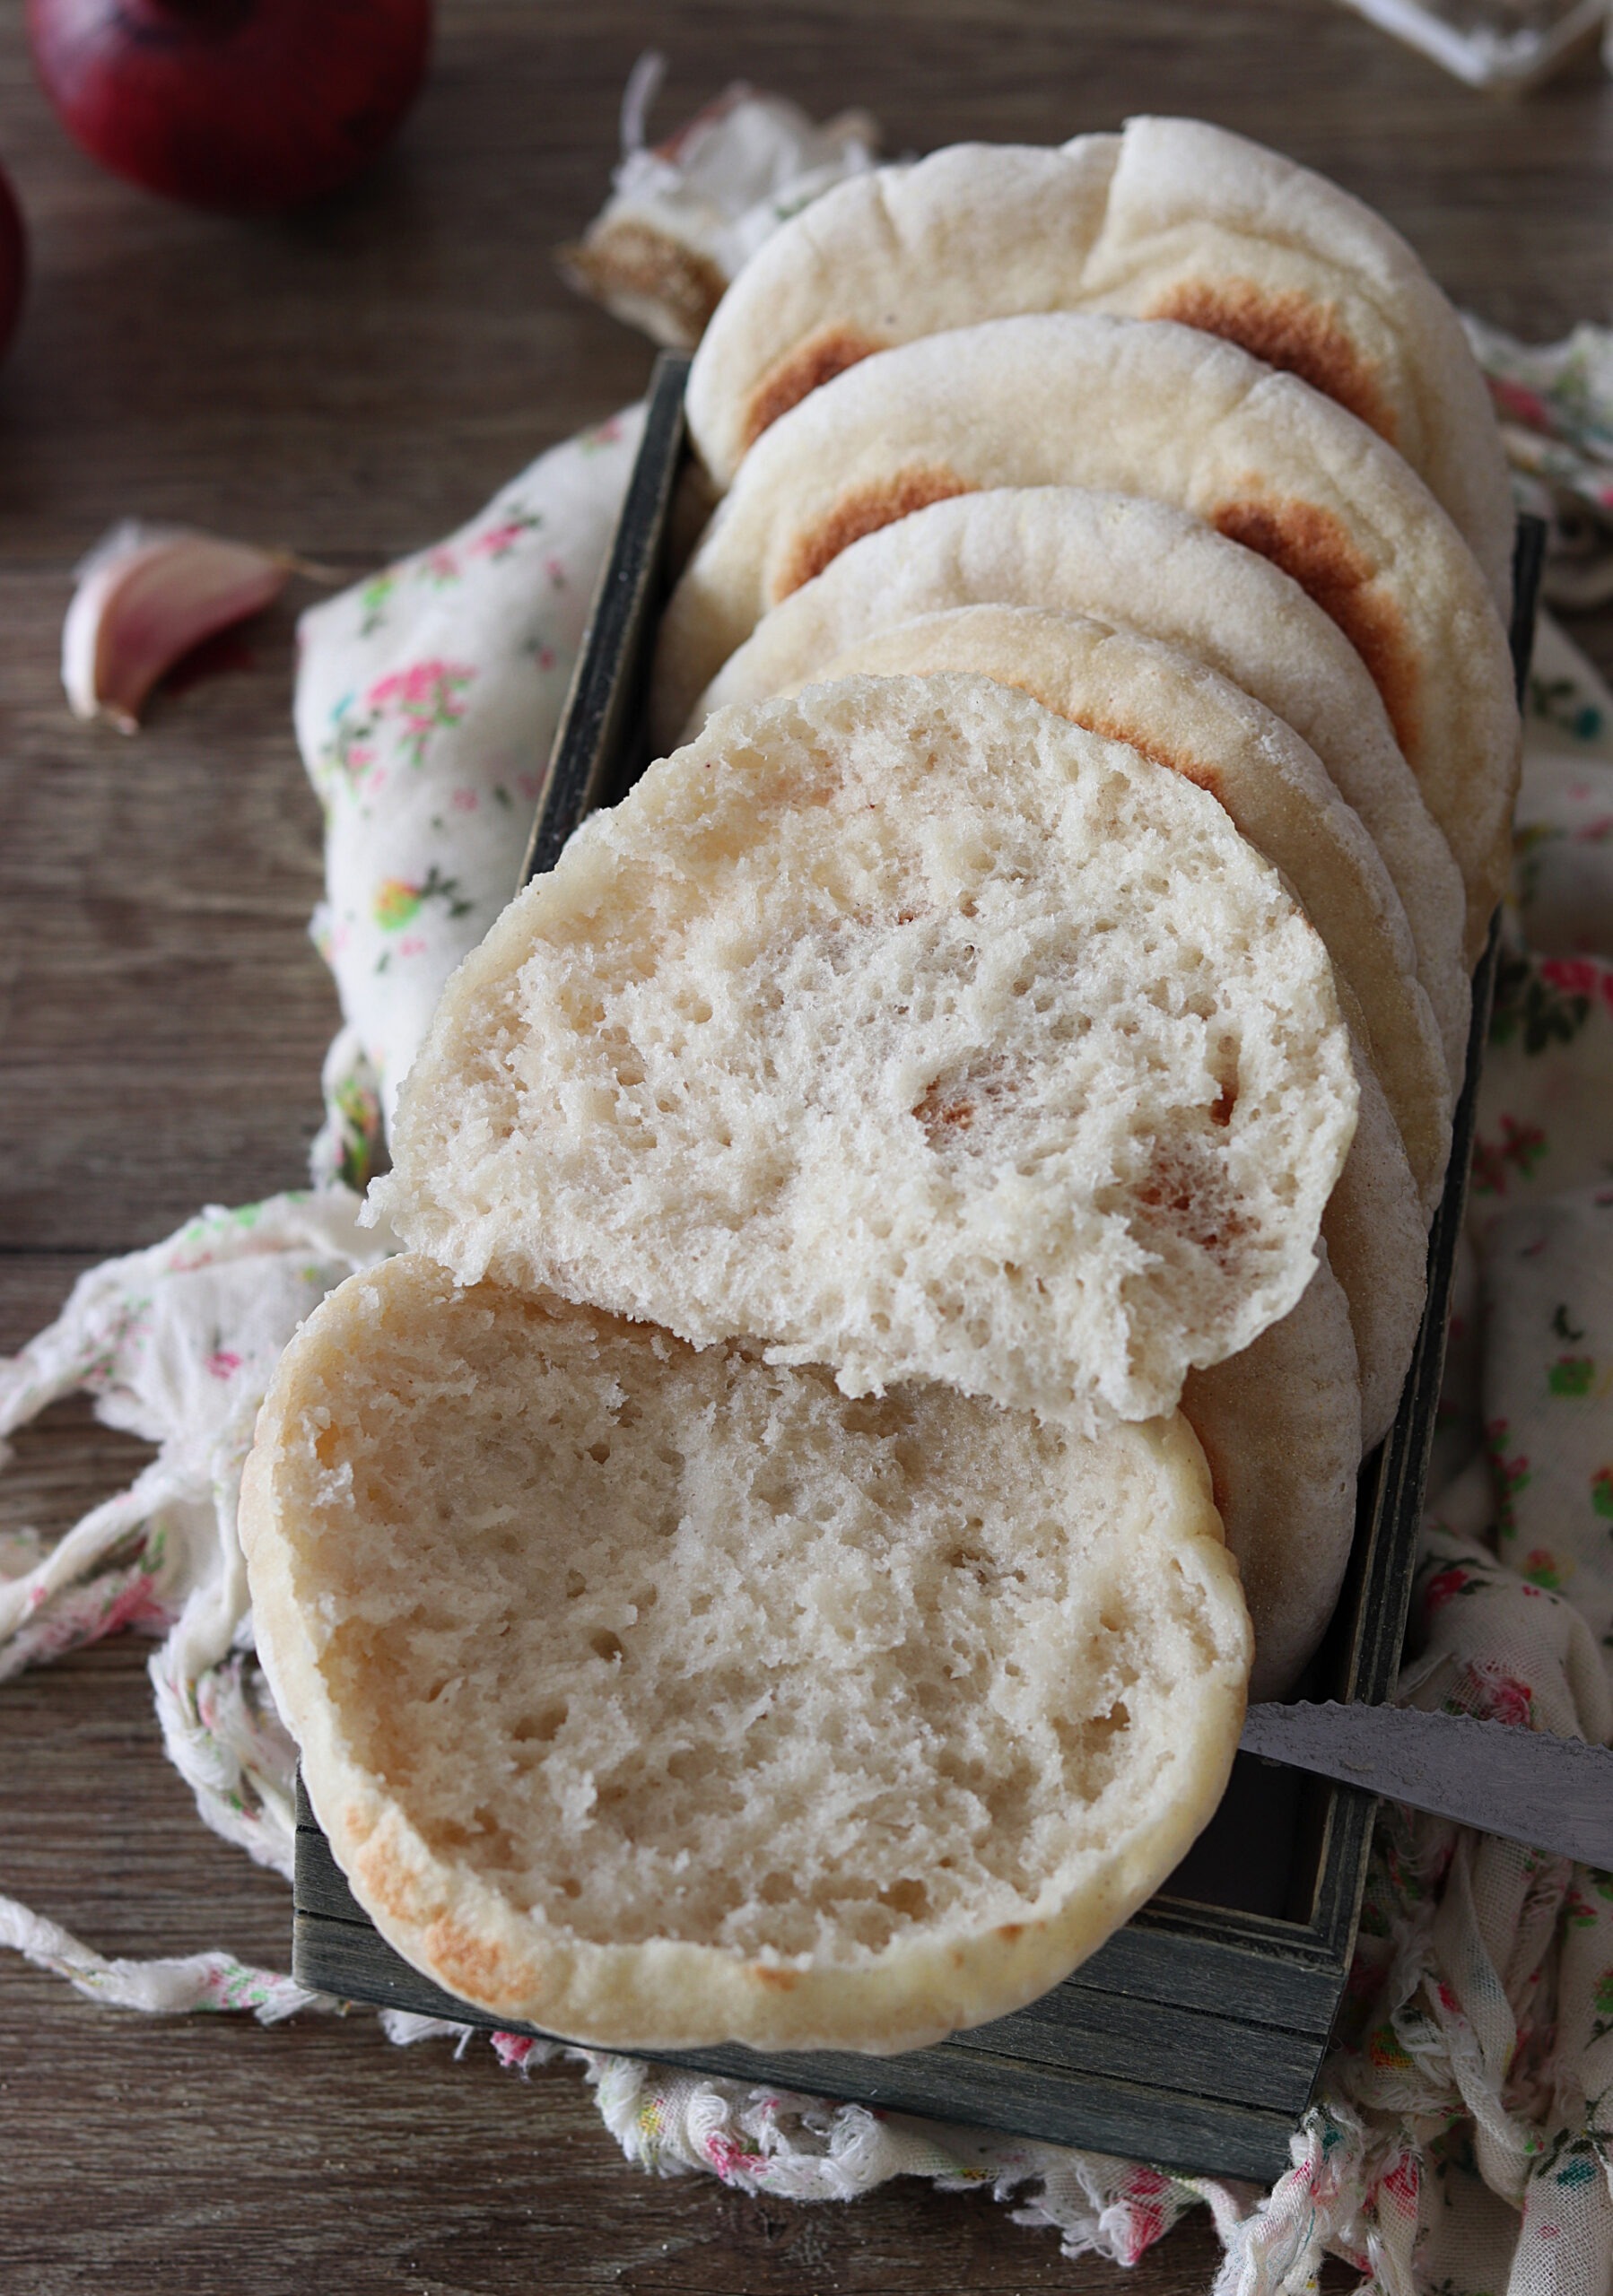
xmin=376 ymin=676 xmax=1359 ymax=1431
xmin=241 ymin=1256 xmax=1251 ymax=2054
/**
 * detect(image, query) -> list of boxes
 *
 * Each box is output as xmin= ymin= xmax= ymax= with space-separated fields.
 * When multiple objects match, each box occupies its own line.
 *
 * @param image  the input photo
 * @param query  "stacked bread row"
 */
xmin=240 ymin=118 xmax=1521 ymax=2059
xmin=650 ymin=114 xmax=1521 ymax=1698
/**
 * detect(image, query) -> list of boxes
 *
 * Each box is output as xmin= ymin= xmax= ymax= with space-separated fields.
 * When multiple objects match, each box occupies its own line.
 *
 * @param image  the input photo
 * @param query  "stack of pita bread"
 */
xmin=240 ymin=117 xmax=1521 ymax=2059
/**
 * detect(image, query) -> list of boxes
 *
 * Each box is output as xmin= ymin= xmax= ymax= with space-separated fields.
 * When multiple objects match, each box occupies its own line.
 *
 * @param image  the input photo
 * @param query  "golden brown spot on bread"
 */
xmin=1150 ymin=279 xmax=1395 ymax=442
xmin=424 ymin=1919 xmax=510 ymax=2001
xmin=1211 ymin=496 xmax=1419 ymax=759
xmin=743 ymin=325 xmax=887 ymax=449
xmin=556 ymin=222 xmax=727 ymax=348
xmin=750 ymin=1965 xmax=799 ymax=1991
xmin=997 ymin=1922 xmax=1024 ymax=1943
xmin=778 ymin=468 xmax=972 ymax=600
xmin=353 ymin=1838 xmax=432 ymax=1927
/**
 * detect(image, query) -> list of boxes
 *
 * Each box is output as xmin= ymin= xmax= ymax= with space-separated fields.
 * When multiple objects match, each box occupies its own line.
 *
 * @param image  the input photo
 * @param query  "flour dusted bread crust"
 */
xmin=657 ymin=314 xmax=1520 ymax=955
xmin=378 ymin=677 xmax=1358 ymax=1431
xmin=793 ymin=607 xmax=1452 ymax=1200
xmin=682 ymin=486 xmax=1470 ymax=1075
xmin=240 ymin=1256 xmax=1251 ymax=2052
xmin=685 ymin=118 xmax=1513 ymax=613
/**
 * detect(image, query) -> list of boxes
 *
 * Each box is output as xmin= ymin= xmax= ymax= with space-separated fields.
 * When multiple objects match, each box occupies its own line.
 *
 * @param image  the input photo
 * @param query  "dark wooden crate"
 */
xmin=292 ymin=352 xmax=1545 ymax=2179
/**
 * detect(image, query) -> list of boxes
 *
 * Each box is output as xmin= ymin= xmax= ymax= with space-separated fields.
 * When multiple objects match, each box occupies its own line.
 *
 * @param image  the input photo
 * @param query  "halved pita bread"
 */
xmin=686 ymin=117 xmax=1513 ymax=612
xmin=378 ymin=677 xmax=1358 ymax=1431
xmin=794 ymin=608 xmax=1450 ymax=1205
xmin=658 ymin=315 xmax=1520 ymax=958
xmin=242 ymin=1256 xmax=1251 ymax=2053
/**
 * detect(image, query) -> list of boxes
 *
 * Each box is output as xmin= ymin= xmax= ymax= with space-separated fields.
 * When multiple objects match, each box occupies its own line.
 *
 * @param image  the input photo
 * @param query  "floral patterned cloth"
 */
xmin=0 ymin=1193 xmax=392 ymax=1872
xmin=292 ymin=405 xmax=645 ymax=1185
xmin=1466 ymin=317 xmax=1613 ymax=609
xmin=5 ymin=324 xmax=1613 ymax=2285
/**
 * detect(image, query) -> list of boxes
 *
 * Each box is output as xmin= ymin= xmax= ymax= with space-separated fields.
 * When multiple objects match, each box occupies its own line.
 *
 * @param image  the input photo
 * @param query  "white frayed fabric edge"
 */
xmin=0 ymin=1893 xmax=330 ymax=2023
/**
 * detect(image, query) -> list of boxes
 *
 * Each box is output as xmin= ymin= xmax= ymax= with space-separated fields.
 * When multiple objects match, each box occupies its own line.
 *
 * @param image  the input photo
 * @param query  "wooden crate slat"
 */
xmin=292 ymin=1820 xmax=1318 ymax=2113
xmin=292 ymin=1904 xmax=1302 ymax=2183
xmin=624 ymin=2039 xmax=1304 ymax=2185
xmin=948 ymin=1989 xmax=1320 ymax=2116
xmin=295 ymin=1909 xmax=502 ymax=2022
xmin=1060 ymin=1908 xmax=1349 ymax=2027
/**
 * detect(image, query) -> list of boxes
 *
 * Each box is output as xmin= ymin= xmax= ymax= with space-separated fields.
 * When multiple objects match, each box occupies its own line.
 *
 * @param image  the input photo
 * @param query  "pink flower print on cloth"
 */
xmin=1478 ymin=1185 xmax=1613 ymax=1665
xmin=318 ymin=659 xmax=475 ymax=796
xmin=364 ymin=658 xmax=475 ymax=767
xmin=294 ymin=404 xmax=645 ymax=1165
xmin=1466 ymin=318 xmax=1613 ymax=607
xmin=1474 ymin=952 xmax=1613 ymax=1227
xmin=1510 ymin=613 xmax=1613 ymax=945
xmin=470 ymin=516 xmax=540 ymax=561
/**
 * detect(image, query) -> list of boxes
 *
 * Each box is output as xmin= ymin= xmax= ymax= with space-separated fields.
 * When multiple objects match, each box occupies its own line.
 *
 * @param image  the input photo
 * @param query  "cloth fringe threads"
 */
xmin=7 ymin=300 xmax=1613 ymax=2290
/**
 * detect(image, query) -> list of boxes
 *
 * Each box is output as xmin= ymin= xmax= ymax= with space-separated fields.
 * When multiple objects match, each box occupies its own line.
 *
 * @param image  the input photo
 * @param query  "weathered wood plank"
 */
xmin=292 ymin=1906 xmax=1303 ymax=2186
xmin=292 ymin=1819 xmax=1322 ymax=2115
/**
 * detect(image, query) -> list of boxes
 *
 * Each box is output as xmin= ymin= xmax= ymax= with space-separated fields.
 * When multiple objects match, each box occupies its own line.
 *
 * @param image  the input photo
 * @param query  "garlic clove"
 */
xmin=62 ymin=520 xmax=292 ymax=731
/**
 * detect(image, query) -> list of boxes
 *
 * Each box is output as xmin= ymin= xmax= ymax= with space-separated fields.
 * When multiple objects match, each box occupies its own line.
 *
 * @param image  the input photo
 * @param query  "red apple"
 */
xmin=27 ymin=0 xmax=434 ymax=215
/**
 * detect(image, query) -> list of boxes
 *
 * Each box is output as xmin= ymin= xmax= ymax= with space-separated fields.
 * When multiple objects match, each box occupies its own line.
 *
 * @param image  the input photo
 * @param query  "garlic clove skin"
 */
xmin=62 ymin=521 xmax=292 ymax=731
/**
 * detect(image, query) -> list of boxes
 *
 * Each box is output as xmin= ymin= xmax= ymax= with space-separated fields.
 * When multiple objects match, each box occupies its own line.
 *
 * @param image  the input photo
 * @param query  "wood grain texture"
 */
xmin=3 ymin=0 xmax=1612 ymax=2285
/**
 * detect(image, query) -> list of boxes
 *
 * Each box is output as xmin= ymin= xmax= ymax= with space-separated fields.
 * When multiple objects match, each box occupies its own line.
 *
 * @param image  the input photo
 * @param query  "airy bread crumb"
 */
xmin=378 ymin=676 xmax=1357 ymax=1431
xmin=241 ymin=1257 xmax=1251 ymax=2053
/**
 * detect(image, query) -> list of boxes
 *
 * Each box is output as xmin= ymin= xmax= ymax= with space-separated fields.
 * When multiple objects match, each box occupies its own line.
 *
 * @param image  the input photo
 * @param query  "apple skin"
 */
xmin=27 ymin=0 xmax=434 ymax=215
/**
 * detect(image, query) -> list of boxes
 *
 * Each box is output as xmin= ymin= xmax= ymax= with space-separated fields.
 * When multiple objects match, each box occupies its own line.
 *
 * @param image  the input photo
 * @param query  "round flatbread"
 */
xmin=658 ymin=315 xmax=1520 ymax=957
xmin=1183 ymin=1249 xmax=1361 ymax=1702
xmin=1320 ymin=1020 xmax=1428 ymax=1454
xmin=681 ymin=485 xmax=1470 ymax=1061
xmin=378 ymin=676 xmax=1359 ymax=1431
xmin=242 ymin=1255 xmax=1251 ymax=2054
xmin=795 ymin=609 xmax=1451 ymax=1203
xmin=687 ymin=117 xmax=1513 ymax=613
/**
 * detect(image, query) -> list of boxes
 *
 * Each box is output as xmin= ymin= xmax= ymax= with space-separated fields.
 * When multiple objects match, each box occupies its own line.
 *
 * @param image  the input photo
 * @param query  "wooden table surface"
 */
xmin=4 ymin=4 xmax=1612 ymax=2288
